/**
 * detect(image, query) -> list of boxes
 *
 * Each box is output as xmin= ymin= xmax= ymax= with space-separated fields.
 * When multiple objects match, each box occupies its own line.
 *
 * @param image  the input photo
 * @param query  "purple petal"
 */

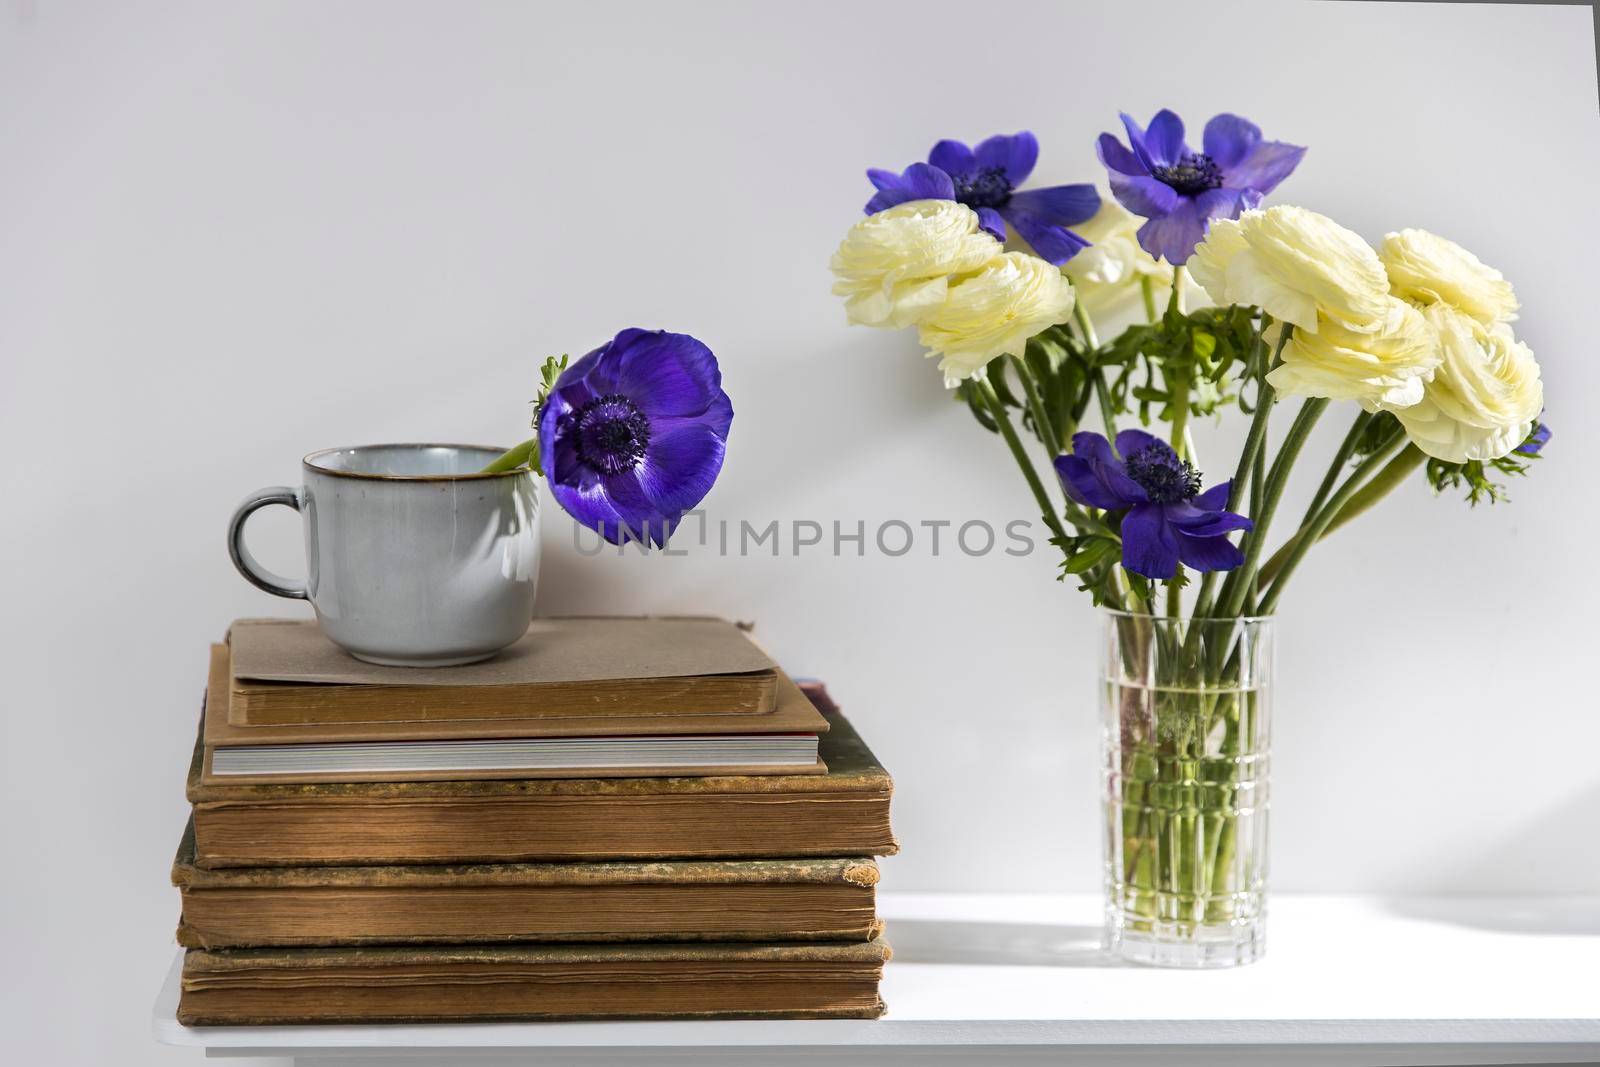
xmin=866 ymin=168 xmax=901 ymax=191
xmin=1224 ymin=140 xmax=1306 ymax=196
xmin=1108 ymin=174 xmax=1180 ymax=220
xmin=1006 ymin=208 xmax=1091 ymax=266
xmin=638 ymin=422 xmax=728 ymax=517
xmin=595 ymin=471 xmax=674 ymax=548
xmin=1006 ymin=184 xmax=1101 ymax=227
xmin=548 ymin=477 xmax=632 ymax=545
xmin=1192 ymin=480 xmax=1232 ymax=511
xmin=1134 ymin=190 xmax=1253 ymax=265
xmin=865 ymin=187 xmax=915 ymax=214
xmin=613 ymin=331 xmax=723 ymax=419
xmin=863 ymin=162 xmax=956 ymax=214
xmin=1201 ymin=114 xmax=1262 ymax=169
xmin=1166 ymin=501 xmax=1253 ymax=536
xmin=1118 ymin=113 xmax=1155 ymax=171
xmin=928 ymin=139 xmax=976 ymax=177
xmin=1115 ymin=428 xmax=1162 ymax=459
xmin=975 ymin=131 xmax=1038 ymax=185
xmin=1175 ymin=530 xmax=1245 ymax=572
xmin=1070 ymin=431 xmax=1117 ymax=467
xmin=899 ymin=162 xmax=956 ymax=200
xmin=1055 ymin=455 xmax=1132 ymax=511
xmin=975 ymin=206 xmax=1008 ymax=242
xmin=1097 ymin=132 xmax=1149 ymax=178
xmin=1120 ymin=502 xmax=1179 ymax=579
xmin=1142 ymin=110 xmax=1188 ymax=168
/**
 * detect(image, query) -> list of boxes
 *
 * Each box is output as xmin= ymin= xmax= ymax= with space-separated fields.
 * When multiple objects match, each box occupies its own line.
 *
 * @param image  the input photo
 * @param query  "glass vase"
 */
xmin=1100 ymin=609 xmax=1273 ymax=968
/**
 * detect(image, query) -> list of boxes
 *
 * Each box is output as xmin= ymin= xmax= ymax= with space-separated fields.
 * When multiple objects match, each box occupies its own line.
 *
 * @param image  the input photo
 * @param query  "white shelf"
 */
xmin=153 ymin=893 xmax=1600 ymax=1064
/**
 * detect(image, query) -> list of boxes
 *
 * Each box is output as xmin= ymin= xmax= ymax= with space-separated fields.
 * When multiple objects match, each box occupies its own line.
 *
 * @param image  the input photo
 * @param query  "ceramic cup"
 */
xmin=228 ymin=444 xmax=541 ymax=666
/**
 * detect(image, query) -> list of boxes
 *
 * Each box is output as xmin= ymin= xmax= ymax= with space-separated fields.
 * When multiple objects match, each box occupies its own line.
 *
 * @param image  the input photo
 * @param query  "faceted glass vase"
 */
xmin=1100 ymin=609 xmax=1273 ymax=968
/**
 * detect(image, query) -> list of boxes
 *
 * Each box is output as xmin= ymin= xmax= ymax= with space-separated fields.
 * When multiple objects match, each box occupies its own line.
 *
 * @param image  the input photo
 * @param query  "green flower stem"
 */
xmin=480 ymin=437 xmax=539 ymax=474
xmin=1007 ymin=354 xmax=1062 ymax=457
xmin=1300 ymin=411 xmax=1373 ymax=528
xmin=1189 ymin=323 xmax=1282 ymax=629
xmin=1258 ymin=430 xmax=1407 ymax=612
xmin=1256 ymin=428 xmax=1412 ymax=589
xmin=975 ymin=377 xmax=1071 ymax=548
xmin=1218 ymin=395 xmax=1329 ymax=620
xmin=1321 ymin=442 xmax=1426 ymax=539
xmin=1094 ymin=372 xmax=1119 ymax=440
xmin=1072 ymin=298 xmax=1101 ymax=349
xmin=1140 ymin=275 xmax=1159 ymax=323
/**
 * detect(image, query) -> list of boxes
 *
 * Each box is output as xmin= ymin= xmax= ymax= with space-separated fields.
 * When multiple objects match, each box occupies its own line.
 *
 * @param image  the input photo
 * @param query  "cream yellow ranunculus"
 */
xmin=917 ymin=252 xmax=1076 ymax=386
xmin=829 ymin=200 xmax=1001 ymax=329
xmin=1061 ymin=199 xmax=1204 ymax=321
xmin=1189 ymin=206 xmax=1391 ymax=334
xmin=1379 ymin=228 xmax=1519 ymax=326
xmin=1393 ymin=303 xmax=1543 ymax=462
xmin=1267 ymin=297 xmax=1441 ymax=411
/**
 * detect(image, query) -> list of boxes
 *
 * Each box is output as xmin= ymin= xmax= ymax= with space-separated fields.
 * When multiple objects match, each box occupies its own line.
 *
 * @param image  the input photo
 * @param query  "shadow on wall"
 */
xmin=1380 ymin=781 xmax=1600 ymax=936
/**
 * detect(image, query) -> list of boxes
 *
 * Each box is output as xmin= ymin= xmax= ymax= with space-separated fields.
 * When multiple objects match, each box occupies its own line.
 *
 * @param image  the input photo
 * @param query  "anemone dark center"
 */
xmin=1125 ymin=443 xmax=1202 ymax=504
xmin=573 ymin=393 xmax=651 ymax=476
xmin=1152 ymin=152 xmax=1223 ymax=196
xmin=952 ymin=166 xmax=1013 ymax=209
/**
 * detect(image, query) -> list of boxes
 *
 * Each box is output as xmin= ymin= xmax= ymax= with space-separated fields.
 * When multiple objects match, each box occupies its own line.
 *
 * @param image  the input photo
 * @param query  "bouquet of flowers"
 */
xmin=830 ymin=110 xmax=1549 ymax=965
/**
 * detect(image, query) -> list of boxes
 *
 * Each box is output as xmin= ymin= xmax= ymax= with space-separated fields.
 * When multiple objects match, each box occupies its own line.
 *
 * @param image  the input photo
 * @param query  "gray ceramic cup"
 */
xmin=228 ymin=444 xmax=541 ymax=666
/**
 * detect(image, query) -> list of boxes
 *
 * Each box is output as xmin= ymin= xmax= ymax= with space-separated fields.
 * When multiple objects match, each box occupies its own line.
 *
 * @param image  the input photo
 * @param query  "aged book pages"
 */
xmin=178 ymin=939 xmax=891 ymax=1025
xmin=188 ymin=683 xmax=896 ymax=867
xmin=202 ymin=646 xmax=829 ymax=784
xmin=172 ymin=822 xmax=880 ymax=947
xmin=229 ymin=617 xmax=779 ymax=725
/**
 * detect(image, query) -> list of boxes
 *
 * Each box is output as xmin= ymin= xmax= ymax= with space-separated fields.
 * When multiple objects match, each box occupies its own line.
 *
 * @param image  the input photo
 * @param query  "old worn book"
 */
xmin=202 ymin=646 xmax=828 ymax=783
xmin=171 ymin=822 xmax=880 ymax=948
xmin=228 ymin=616 xmax=779 ymax=726
xmin=188 ymin=682 xmax=895 ymax=868
xmin=177 ymin=939 xmax=891 ymax=1025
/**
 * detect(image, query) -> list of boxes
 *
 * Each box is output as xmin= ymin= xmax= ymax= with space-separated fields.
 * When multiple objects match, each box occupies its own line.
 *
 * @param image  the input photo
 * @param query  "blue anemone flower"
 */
xmin=538 ymin=329 xmax=732 ymax=547
xmin=1098 ymin=110 xmax=1305 ymax=265
xmin=865 ymin=131 xmax=1101 ymax=265
xmin=1054 ymin=430 xmax=1253 ymax=580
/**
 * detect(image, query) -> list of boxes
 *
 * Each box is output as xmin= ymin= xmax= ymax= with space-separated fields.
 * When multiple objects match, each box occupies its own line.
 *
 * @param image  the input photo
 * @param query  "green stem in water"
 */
xmin=480 ymin=437 xmax=539 ymax=474
xmin=1258 ymin=430 xmax=1407 ymax=612
xmin=975 ymin=377 xmax=1071 ymax=548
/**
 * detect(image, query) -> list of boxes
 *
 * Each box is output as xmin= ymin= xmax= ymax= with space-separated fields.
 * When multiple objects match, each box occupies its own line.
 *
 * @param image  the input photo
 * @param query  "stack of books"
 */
xmin=171 ymin=617 xmax=897 ymax=1025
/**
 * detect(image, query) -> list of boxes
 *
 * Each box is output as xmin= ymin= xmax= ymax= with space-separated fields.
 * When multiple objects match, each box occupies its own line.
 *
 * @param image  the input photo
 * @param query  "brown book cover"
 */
xmin=172 ymin=821 xmax=881 ymax=948
xmin=202 ymin=645 xmax=829 ymax=784
xmin=228 ymin=616 xmax=779 ymax=726
xmin=188 ymin=682 xmax=896 ymax=868
xmin=177 ymin=939 xmax=890 ymax=1025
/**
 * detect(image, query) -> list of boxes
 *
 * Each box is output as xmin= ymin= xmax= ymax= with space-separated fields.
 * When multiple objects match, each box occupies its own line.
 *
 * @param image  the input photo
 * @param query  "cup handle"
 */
xmin=228 ymin=487 xmax=309 ymax=600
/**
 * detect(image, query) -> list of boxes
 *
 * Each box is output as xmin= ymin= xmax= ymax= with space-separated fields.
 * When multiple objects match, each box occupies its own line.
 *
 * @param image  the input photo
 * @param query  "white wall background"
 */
xmin=2 ymin=1 xmax=1596 ymax=1062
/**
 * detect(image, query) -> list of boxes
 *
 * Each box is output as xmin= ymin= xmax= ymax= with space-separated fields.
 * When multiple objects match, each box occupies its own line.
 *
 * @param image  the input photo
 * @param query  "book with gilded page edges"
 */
xmin=171 ymin=821 xmax=881 ymax=948
xmin=227 ymin=616 xmax=779 ymax=726
xmin=187 ymin=682 xmax=895 ymax=868
xmin=201 ymin=646 xmax=829 ymax=783
xmin=176 ymin=939 xmax=891 ymax=1025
